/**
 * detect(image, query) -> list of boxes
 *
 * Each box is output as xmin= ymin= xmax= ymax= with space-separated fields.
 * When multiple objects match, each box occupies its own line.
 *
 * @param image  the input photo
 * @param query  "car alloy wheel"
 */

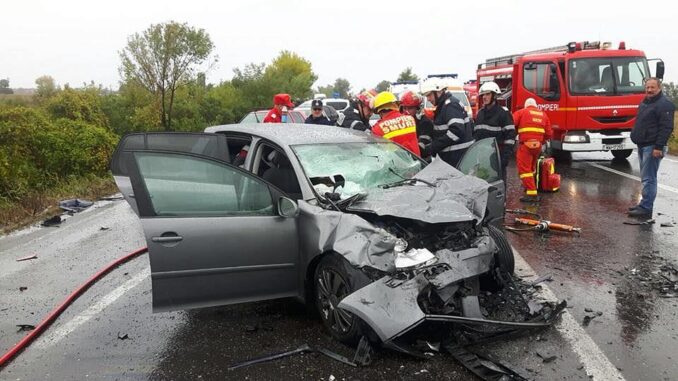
xmin=316 ymin=267 xmax=354 ymax=335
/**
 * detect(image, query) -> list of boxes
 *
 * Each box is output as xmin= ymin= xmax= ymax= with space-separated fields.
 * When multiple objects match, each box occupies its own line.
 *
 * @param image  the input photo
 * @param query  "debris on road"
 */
xmin=99 ymin=226 xmax=111 ymax=231
xmin=660 ymin=222 xmax=675 ymax=227
xmin=446 ymin=344 xmax=530 ymax=381
xmin=19 ymin=287 xmax=27 ymax=292
xmin=15 ymin=254 xmax=38 ymax=262
xmin=352 ymin=336 xmax=373 ymax=366
xmin=529 ymin=274 xmax=553 ymax=286
xmin=505 ymin=210 xmax=581 ymax=234
xmin=228 ymin=344 xmax=358 ymax=370
xmin=623 ymin=219 xmax=655 ymax=225
xmin=16 ymin=325 xmax=35 ymax=332
xmin=117 ymin=332 xmax=129 ymax=340
xmin=59 ymin=199 xmax=94 ymax=214
xmin=41 ymin=215 xmax=62 ymax=227
xmin=536 ymin=351 xmax=557 ymax=363
xmin=582 ymin=315 xmax=597 ymax=327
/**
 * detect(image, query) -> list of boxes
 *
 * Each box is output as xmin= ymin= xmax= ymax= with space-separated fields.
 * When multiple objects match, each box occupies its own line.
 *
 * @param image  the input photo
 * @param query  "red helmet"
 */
xmin=400 ymin=91 xmax=422 ymax=108
xmin=355 ymin=89 xmax=377 ymax=108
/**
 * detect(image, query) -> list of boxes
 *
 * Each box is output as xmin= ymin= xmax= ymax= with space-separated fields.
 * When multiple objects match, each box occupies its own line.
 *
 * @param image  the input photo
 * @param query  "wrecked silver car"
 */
xmin=110 ymin=124 xmax=530 ymax=349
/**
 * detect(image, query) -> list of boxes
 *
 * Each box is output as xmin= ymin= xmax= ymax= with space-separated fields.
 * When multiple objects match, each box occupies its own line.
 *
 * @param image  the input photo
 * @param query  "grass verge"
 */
xmin=0 ymin=175 xmax=117 ymax=235
xmin=670 ymin=111 xmax=678 ymax=154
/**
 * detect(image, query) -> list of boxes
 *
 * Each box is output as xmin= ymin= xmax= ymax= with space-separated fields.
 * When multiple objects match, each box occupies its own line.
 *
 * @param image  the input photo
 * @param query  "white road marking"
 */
xmin=512 ymin=249 xmax=625 ymax=381
xmin=588 ymin=162 xmax=678 ymax=194
xmin=34 ymin=268 xmax=150 ymax=349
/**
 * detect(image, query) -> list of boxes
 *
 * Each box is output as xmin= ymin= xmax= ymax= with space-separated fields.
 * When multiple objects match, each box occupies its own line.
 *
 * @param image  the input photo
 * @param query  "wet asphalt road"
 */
xmin=1 ymin=150 xmax=678 ymax=381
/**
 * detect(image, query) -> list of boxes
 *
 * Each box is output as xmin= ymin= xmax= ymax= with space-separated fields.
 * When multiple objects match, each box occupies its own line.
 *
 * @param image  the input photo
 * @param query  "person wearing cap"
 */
xmin=304 ymin=99 xmax=333 ymax=125
xmin=371 ymin=91 xmax=421 ymax=156
xmin=337 ymin=89 xmax=377 ymax=131
xmin=512 ymin=98 xmax=552 ymax=203
xmin=263 ymin=93 xmax=295 ymax=123
xmin=419 ymin=77 xmax=474 ymax=166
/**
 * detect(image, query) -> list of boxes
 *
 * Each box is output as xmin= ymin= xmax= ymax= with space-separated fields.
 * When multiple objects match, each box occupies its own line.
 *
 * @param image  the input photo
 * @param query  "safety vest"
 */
xmin=372 ymin=110 xmax=421 ymax=156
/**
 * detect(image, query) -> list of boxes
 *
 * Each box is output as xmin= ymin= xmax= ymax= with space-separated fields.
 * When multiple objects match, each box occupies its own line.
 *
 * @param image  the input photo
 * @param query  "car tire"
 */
xmin=488 ymin=225 xmax=515 ymax=274
xmin=314 ymin=254 xmax=370 ymax=345
xmin=611 ymin=149 xmax=633 ymax=160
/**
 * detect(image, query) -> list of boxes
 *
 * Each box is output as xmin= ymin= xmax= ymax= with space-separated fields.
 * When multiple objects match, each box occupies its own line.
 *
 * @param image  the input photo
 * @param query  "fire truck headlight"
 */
xmin=564 ymin=134 xmax=589 ymax=143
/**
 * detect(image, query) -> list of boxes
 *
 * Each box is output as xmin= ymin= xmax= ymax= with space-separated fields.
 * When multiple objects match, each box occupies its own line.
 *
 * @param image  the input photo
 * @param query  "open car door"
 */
xmin=111 ymin=133 xmax=300 ymax=312
xmin=456 ymin=138 xmax=505 ymax=226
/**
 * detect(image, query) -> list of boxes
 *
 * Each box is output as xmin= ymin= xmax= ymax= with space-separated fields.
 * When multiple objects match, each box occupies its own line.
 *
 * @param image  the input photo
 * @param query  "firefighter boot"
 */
xmin=520 ymin=191 xmax=541 ymax=203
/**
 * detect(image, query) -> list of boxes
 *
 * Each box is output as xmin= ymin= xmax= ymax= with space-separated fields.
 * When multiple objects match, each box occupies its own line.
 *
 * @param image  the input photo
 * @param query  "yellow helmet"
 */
xmin=373 ymin=91 xmax=399 ymax=112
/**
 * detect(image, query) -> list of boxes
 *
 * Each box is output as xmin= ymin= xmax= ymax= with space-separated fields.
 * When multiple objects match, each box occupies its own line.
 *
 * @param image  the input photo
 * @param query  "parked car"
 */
xmin=110 ymin=124 xmax=517 ymax=349
xmin=297 ymin=98 xmax=350 ymax=112
xmin=239 ymin=109 xmax=306 ymax=123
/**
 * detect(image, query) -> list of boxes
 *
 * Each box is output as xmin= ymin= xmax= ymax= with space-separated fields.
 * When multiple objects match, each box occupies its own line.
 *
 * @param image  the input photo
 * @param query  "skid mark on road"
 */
xmin=34 ymin=268 xmax=150 ymax=349
xmin=513 ymin=249 xmax=625 ymax=381
xmin=588 ymin=162 xmax=678 ymax=194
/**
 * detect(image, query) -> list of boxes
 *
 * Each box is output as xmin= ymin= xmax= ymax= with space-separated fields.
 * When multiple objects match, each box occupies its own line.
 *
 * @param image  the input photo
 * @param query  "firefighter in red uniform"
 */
xmin=400 ymin=91 xmax=434 ymax=160
xmin=371 ymin=91 xmax=421 ymax=156
xmin=512 ymin=98 xmax=553 ymax=202
xmin=263 ymin=93 xmax=295 ymax=123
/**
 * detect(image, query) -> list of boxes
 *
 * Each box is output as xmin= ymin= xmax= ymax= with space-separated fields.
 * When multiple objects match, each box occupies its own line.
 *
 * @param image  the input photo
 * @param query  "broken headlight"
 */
xmin=395 ymin=247 xmax=438 ymax=270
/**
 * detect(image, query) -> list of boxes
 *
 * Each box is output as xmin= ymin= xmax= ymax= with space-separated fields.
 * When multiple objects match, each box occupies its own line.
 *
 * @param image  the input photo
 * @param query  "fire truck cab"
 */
xmin=477 ymin=41 xmax=664 ymax=159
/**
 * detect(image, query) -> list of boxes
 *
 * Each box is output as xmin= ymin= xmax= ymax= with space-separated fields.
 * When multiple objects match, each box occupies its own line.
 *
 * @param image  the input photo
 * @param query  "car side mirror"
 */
xmin=656 ymin=61 xmax=665 ymax=80
xmin=278 ymin=196 xmax=299 ymax=218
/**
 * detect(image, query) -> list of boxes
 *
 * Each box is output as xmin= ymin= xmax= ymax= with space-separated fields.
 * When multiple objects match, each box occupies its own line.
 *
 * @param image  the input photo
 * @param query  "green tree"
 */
xmin=315 ymin=77 xmax=351 ymax=99
xmin=397 ymin=67 xmax=419 ymax=82
xmin=333 ymin=78 xmax=351 ymax=98
xmin=119 ymin=21 xmax=216 ymax=131
xmin=0 ymin=78 xmax=13 ymax=94
xmin=44 ymin=87 xmax=108 ymax=128
xmin=35 ymin=75 xmax=58 ymax=99
xmin=375 ymin=80 xmax=390 ymax=93
xmin=662 ymin=82 xmax=678 ymax=104
xmin=263 ymin=50 xmax=317 ymax=100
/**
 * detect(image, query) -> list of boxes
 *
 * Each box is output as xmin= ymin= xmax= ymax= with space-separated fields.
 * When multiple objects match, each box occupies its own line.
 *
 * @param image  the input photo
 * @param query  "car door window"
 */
xmin=456 ymin=138 xmax=501 ymax=183
xmin=134 ymin=151 xmax=274 ymax=217
xmin=523 ymin=62 xmax=560 ymax=100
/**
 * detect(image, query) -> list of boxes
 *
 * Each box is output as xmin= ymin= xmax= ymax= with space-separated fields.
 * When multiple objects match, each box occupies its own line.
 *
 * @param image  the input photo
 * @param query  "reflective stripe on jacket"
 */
xmin=512 ymin=106 xmax=553 ymax=142
xmin=372 ymin=110 xmax=421 ymax=156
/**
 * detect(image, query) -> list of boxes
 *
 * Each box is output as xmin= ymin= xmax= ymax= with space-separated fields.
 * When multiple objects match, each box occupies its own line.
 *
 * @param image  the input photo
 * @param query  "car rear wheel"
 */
xmin=611 ymin=149 xmax=633 ymax=160
xmin=314 ymin=254 xmax=367 ymax=344
xmin=488 ymin=225 xmax=515 ymax=274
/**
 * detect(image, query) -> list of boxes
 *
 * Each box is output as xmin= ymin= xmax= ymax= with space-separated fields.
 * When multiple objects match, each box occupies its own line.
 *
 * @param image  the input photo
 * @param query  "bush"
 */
xmin=0 ymin=105 xmax=117 ymax=202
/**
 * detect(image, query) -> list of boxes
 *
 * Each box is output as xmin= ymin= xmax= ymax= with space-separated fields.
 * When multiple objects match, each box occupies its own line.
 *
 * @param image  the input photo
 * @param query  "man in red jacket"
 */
xmin=371 ymin=91 xmax=421 ymax=157
xmin=263 ymin=94 xmax=295 ymax=123
xmin=512 ymin=98 xmax=553 ymax=202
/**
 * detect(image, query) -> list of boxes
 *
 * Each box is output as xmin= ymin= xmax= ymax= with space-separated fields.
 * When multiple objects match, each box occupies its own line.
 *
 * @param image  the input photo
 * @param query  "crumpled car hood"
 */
xmin=347 ymin=158 xmax=489 ymax=224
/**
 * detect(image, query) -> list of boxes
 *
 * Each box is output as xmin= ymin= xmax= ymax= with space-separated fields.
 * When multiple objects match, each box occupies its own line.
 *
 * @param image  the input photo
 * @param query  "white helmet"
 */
xmin=479 ymin=81 xmax=501 ymax=95
xmin=420 ymin=77 xmax=446 ymax=95
xmin=524 ymin=98 xmax=537 ymax=108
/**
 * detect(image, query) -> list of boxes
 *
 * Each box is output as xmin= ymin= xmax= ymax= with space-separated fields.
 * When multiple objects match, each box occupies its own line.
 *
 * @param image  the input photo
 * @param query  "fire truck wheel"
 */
xmin=611 ymin=149 xmax=633 ymax=160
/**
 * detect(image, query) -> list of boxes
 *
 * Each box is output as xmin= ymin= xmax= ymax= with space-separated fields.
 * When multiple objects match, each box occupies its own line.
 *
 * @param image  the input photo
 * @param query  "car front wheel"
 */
xmin=314 ymin=254 xmax=366 ymax=344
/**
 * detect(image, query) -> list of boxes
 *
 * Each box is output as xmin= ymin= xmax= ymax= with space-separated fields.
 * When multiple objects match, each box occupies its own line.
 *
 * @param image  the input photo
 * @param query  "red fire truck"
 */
xmin=477 ymin=41 xmax=664 ymax=159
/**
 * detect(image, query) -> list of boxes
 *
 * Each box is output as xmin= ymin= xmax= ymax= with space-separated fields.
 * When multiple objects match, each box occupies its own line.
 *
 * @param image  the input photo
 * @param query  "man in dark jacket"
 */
xmin=305 ymin=99 xmax=333 ymax=125
xmin=337 ymin=90 xmax=376 ymax=131
xmin=628 ymin=78 xmax=676 ymax=218
xmin=420 ymin=77 xmax=474 ymax=167
xmin=474 ymin=81 xmax=515 ymax=177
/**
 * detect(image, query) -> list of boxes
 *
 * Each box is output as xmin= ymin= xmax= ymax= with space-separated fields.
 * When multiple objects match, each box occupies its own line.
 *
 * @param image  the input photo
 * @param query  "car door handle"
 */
xmin=151 ymin=235 xmax=183 ymax=243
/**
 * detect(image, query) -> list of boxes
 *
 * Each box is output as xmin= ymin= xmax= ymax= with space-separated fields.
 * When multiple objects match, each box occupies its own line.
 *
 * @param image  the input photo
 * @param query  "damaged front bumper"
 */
xmin=339 ymin=236 xmax=551 ymax=345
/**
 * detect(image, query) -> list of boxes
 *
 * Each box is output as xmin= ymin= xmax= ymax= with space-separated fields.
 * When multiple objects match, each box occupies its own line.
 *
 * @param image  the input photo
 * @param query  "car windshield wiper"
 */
xmin=380 ymin=167 xmax=435 ymax=189
xmin=336 ymin=192 xmax=367 ymax=209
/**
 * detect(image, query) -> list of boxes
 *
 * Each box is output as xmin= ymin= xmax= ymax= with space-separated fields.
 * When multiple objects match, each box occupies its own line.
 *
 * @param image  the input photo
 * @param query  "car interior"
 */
xmin=254 ymin=144 xmax=303 ymax=200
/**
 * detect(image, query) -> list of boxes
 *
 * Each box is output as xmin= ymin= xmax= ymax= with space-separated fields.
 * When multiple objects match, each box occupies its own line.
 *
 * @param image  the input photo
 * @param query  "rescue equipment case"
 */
xmin=536 ymin=156 xmax=560 ymax=192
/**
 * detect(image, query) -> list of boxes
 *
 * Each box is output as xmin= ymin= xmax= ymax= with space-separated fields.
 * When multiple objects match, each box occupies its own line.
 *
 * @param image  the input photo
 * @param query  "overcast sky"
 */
xmin=3 ymin=0 xmax=677 ymax=92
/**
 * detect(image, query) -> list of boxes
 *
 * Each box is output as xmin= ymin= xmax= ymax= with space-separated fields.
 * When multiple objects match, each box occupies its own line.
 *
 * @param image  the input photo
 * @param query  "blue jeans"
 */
xmin=637 ymin=145 xmax=667 ymax=211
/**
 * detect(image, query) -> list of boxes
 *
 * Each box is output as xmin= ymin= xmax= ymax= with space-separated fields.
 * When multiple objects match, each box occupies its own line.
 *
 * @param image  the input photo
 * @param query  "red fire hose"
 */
xmin=0 ymin=247 xmax=148 ymax=368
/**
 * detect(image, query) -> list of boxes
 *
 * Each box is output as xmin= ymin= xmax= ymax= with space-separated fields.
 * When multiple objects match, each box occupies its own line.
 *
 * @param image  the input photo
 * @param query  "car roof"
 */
xmin=205 ymin=123 xmax=383 ymax=146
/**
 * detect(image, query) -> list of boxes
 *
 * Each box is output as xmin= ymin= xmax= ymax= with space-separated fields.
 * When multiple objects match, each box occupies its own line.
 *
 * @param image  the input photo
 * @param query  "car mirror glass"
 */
xmin=278 ymin=196 xmax=299 ymax=218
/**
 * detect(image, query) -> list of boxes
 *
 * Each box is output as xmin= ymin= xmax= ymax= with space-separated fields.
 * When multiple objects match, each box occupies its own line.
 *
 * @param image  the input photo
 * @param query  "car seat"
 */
xmin=262 ymin=151 xmax=303 ymax=199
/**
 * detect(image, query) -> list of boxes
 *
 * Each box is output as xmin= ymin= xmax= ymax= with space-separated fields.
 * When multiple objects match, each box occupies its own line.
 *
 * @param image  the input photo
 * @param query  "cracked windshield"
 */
xmin=293 ymin=142 xmax=424 ymax=197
